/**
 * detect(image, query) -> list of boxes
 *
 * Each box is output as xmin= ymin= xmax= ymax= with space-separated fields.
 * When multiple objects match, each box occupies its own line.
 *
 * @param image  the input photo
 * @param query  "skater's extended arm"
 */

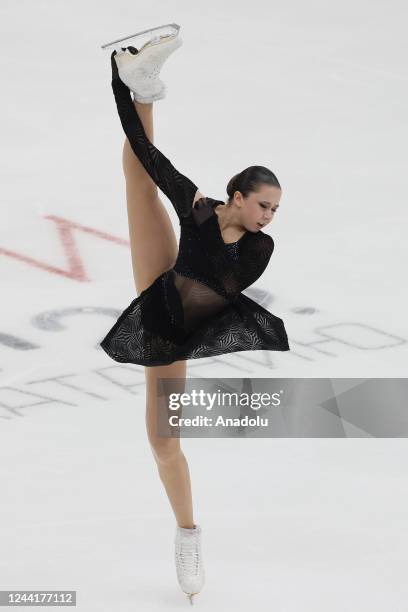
xmin=110 ymin=51 xmax=199 ymax=220
xmin=230 ymin=233 xmax=274 ymax=298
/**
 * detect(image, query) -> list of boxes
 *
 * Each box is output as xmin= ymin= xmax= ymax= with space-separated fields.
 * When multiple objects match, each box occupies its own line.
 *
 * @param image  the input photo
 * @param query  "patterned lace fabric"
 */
xmin=225 ymin=241 xmax=240 ymax=260
xmin=99 ymin=54 xmax=289 ymax=366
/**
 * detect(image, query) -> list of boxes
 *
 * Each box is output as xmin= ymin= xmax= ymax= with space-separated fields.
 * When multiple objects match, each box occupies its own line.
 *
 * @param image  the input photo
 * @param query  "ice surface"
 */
xmin=0 ymin=1 xmax=407 ymax=609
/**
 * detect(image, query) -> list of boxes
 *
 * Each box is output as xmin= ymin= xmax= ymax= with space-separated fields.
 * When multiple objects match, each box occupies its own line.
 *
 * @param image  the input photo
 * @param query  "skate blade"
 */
xmin=185 ymin=591 xmax=200 ymax=605
xmin=132 ymin=31 xmax=181 ymax=56
xmin=101 ymin=22 xmax=180 ymax=51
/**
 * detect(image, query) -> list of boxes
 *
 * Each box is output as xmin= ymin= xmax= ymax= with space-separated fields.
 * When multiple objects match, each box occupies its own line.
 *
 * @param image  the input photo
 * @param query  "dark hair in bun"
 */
xmin=226 ymin=165 xmax=281 ymax=204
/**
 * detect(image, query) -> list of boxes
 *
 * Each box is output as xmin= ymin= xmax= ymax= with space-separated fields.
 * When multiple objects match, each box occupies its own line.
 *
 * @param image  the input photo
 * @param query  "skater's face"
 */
xmin=233 ymin=185 xmax=281 ymax=232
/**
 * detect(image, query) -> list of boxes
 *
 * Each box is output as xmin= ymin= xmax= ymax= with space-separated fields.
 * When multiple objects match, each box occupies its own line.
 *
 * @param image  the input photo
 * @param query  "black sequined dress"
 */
xmin=100 ymin=54 xmax=290 ymax=366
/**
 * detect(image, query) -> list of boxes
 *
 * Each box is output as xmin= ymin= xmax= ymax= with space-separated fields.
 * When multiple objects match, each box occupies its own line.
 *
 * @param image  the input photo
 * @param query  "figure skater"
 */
xmin=99 ymin=25 xmax=290 ymax=604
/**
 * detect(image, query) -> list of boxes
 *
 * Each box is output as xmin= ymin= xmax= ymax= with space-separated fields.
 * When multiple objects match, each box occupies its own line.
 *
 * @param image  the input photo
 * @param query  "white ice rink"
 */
xmin=1 ymin=0 xmax=407 ymax=609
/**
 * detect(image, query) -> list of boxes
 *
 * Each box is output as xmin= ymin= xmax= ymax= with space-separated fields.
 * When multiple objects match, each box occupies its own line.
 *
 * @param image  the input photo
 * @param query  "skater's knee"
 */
xmin=149 ymin=437 xmax=181 ymax=465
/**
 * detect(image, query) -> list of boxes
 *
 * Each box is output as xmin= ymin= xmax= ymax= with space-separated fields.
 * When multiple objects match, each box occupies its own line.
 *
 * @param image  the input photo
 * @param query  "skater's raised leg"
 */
xmin=122 ymin=99 xmax=179 ymax=294
xmin=122 ymin=98 xmax=204 ymax=293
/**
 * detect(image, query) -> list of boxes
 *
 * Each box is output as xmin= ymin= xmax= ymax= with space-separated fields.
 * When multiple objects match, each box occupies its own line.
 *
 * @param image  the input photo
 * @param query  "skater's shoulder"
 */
xmin=192 ymin=193 xmax=224 ymax=211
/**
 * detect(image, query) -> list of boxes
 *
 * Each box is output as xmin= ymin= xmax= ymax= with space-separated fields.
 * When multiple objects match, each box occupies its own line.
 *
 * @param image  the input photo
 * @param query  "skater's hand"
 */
xmin=110 ymin=50 xmax=121 ymax=84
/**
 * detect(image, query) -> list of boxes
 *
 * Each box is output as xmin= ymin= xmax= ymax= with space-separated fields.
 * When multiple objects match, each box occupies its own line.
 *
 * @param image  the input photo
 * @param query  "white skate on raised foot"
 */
xmin=175 ymin=524 xmax=205 ymax=605
xmin=102 ymin=23 xmax=182 ymax=103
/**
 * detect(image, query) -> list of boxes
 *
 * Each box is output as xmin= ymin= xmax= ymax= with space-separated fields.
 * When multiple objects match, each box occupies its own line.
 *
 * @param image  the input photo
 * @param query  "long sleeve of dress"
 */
xmin=221 ymin=233 xmax=274 ymax=300
xmin=110 ymin=51 xmax=199 ymax=220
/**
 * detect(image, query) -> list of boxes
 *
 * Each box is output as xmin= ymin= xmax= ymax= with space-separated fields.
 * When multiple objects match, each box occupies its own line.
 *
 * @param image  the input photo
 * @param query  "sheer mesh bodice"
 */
xmin=99 ymin=52 xmax=289 ymax=366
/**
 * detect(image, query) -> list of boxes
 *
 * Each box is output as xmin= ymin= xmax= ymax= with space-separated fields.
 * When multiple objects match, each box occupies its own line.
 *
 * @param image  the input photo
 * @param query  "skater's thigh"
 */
xmin=144 ymin=360 xmax=187 ymax=452
xmin=124 ymin=174 xmax=179 ymax=295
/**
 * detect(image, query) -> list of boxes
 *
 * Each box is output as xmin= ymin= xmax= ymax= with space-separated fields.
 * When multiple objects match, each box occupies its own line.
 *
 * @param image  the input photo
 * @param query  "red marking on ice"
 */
xmin=0 ymin=215 xmax=129 ymax=282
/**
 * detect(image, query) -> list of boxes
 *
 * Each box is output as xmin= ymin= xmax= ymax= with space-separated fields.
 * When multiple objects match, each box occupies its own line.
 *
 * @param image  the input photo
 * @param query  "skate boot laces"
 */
xmin=176 ymin=531 xmax=201 ymax=577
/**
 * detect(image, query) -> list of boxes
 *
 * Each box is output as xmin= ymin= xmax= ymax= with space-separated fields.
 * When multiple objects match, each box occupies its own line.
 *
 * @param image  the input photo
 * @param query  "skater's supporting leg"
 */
xmin=145 ymin=361 xmax=195 ymax=529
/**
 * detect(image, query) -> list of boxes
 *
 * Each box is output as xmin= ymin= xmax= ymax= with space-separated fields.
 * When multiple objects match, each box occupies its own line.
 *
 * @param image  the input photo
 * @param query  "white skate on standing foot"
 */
xmin=175 ymin=524 xmax=205 ymax=605
xmin=101 ymin=23 xmax=182 ymax=103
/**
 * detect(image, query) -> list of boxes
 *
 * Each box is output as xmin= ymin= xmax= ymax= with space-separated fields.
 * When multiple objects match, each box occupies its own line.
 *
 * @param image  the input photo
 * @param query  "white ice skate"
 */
xmin=175 ymin=524 xmax=205 ymax=605
xmin=102 ymin=23 xmax=182 ymax=103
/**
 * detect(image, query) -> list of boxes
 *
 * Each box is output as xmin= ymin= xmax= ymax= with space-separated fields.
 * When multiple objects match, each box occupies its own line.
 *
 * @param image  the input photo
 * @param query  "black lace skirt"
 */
xmin=100 ymin=269 xmax=289 ymax=367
